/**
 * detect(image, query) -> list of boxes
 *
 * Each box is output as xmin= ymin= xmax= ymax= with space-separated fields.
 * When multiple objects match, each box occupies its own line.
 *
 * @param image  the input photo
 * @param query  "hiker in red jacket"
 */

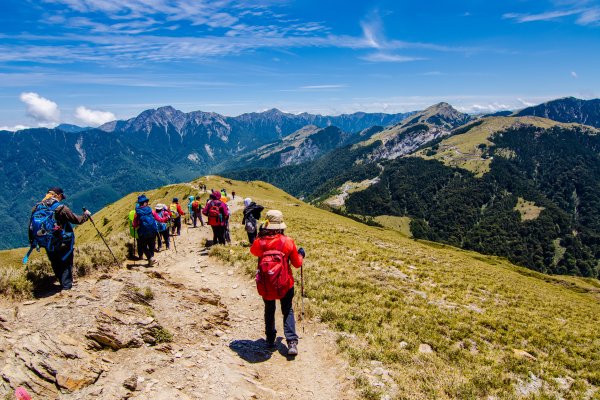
xmin=250 ymin=210 xmax=305 ymax=356
xmin=202 ymin=190 xmax=229 ymax=245
xmin=169 ymin=198 xmax=185 ymax=236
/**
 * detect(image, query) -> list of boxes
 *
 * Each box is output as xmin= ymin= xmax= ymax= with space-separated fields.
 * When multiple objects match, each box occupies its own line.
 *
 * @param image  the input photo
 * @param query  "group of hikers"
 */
xmin=26 ymin=184 xmax=306 ymax=356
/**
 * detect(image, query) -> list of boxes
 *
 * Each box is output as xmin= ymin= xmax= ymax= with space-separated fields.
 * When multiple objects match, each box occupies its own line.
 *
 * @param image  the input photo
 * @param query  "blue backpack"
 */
xmin=23 ymin=201 xmax=74 ymax=263
xmin=136 ymin=206 xmax=158 ymax=237
xmin=156 ymin=210 xmax=169 ymax=232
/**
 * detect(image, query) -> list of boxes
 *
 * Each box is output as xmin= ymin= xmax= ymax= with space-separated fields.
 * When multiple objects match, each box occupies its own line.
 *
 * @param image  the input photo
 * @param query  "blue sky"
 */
xmin=0 ymin=0 xmax=598 ymax=129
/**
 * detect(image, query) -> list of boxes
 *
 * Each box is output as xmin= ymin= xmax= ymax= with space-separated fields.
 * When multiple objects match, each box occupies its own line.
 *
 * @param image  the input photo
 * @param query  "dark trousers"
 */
xmin=211 ymin=225 xmax=226 ymax=245
xmin=134 ymin=238 xmax=143 ymax=259
xmin=247 ymin=231 xmax=257 ymax=245
xmin=156 ymin=230 xmax=170 ymax=250
xmin=264 ymin=286 xmax=298 ymax=343
xmin=225 ymin=221 xmax=231 ymax=243
xmin=138 ymin=235 xmax=156 ymax=260
xmin=192 ymin=211 xmax=204 ymax=227
xmin=46 ymin=245 xmax=74 ymax=290
xmin=171 ymin=217 xmax=182 ymax=235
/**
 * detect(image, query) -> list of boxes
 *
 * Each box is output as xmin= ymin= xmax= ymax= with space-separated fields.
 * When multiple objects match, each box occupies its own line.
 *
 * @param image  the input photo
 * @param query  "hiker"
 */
xmin=242 ymin=198 xmax=264 ymax=244
xmin=170 ymin=197 xmax=185 ymax=236
xmin=231 ymin=191 xmax=236 ymax=200
xmin=202 ymin=190 xmax=229 ymax=245
xmin=26 ymin=187 xmax=92 ymax=291
xmin=221 ymin=188 xmax=227 ymax=198
xmin=191 ymin=195 xmax=204 ymax=227
xmin=128 ymin=209 xmax=143 ymax=260
xmin=186 ymin=195 xmax=194 ymax=225
xmin=133 ymin=194 xmax=169 ymax=266
xmin=250 ymin=210 xmax=305 ymax=355
xmin=155 ymin=204 xmax=171 ymax=251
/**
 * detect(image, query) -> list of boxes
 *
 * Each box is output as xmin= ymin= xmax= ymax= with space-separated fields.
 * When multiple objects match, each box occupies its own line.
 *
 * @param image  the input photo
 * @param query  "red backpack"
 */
xmin=192 ymin=201 xmax=200 ymax=213
xmin=255 ymin=237 xmax=292 ymax=300
xmin=207 ymin=201 xmax=222 ymax=226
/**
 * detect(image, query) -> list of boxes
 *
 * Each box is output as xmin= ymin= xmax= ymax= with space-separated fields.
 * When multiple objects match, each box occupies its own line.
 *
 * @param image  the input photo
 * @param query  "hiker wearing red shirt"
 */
xmin=169 ymin=198 xmax=185 ymax=236
xmin=250 ymin=210 xmax=305 ymax=356
xmin=202 ymin=190 xmax=229 ymax=245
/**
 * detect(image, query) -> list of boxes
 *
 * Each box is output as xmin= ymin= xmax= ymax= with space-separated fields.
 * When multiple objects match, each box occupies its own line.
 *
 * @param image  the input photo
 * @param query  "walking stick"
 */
xmin=171 ymin=232 xmax=178 ymax=253
xmin=301 ymin=264 xmax=305 ymax=334
xmin=83 ymin=208 xmax=120 ymax=267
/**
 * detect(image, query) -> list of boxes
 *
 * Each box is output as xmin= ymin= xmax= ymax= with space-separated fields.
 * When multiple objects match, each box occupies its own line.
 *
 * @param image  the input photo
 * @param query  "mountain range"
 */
xmin=0 ymin=108 xmax=411 ymax=249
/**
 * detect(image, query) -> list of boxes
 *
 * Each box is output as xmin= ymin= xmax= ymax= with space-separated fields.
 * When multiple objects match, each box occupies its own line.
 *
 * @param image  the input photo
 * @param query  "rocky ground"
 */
xmin=0 ymin=197 xmax=355 ymax=399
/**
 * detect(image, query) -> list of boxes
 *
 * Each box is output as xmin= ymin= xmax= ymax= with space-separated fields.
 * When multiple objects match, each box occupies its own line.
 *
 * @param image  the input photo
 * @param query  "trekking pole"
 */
xmin=83 ymin=208 xmax=120 ymax=267
xmin=301 ymin=264 xmax=305 ymax=334
xmin=171 ymin=232 xmax=178 ymax=253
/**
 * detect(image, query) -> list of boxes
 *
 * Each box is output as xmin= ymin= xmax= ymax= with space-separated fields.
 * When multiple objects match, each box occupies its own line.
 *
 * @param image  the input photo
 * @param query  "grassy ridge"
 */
xmin=206 ymin=177 xmax=599 ymax=399
xmin=2 ymin=176 xmax=599 ymax=399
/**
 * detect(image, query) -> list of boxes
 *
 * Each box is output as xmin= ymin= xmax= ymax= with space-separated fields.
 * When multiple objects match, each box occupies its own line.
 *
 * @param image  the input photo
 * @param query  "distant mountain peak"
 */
xmin=515 ymin=97 xmax=600 ymax=128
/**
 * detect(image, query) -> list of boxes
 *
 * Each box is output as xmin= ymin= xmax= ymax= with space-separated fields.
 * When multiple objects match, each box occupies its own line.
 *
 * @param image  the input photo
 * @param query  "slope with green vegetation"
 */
xmin=1 ymin=176 xmax=599 ymax=399
xmin=346 ymin=120 xmax=600 ymax=278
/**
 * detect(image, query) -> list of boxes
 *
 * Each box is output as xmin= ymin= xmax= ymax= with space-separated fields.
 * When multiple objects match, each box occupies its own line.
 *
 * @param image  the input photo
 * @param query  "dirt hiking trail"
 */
xmin=0 ymin=196 xmax=355 ymax=399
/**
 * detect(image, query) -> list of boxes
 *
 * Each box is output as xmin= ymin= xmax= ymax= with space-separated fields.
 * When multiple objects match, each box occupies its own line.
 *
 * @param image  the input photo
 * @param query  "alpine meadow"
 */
xmin=1 ymin=1 xmax=600 ymax=399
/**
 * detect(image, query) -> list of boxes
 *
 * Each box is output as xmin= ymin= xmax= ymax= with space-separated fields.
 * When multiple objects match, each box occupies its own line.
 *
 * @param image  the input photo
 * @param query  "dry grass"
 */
xmin=205 ymin=177 xmax=600 ymax=399
xmin=514 ymin=197 xmax=545 ymax=221
xmin=418 ymin=116 xmax=593 ymax=177
xmin=374 ymin=215 xmax=412 ymax=237
xmin=3 ymin=176 xmax=599 ymax=399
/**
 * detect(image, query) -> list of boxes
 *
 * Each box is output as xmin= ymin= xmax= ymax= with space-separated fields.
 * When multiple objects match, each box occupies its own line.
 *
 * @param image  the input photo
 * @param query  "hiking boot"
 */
xmin=287 ymin=341 xmax=298 ymax=356
xmin=147 ymin=258 xmax=155 ymax=267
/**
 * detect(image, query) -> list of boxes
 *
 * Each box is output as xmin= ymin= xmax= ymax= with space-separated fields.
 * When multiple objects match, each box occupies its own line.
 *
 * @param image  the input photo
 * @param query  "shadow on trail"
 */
xmin=229 ymin=338 xmax=283 ymax=363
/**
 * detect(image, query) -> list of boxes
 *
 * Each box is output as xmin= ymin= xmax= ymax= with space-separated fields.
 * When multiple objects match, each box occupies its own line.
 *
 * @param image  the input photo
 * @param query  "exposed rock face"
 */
xmin=2 ymin=332 xmax=103 ymax=397
xmin=0 ymin=270 xmax=228 ymax=398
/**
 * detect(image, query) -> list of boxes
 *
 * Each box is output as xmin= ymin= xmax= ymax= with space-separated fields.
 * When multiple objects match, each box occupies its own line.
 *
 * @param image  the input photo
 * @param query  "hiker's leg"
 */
xmin=163 ymin=231 xmax=170 ymax=249
xmin=156 ymin=232 xmax=162 ymax=250
xmin=280 ymin=286 xmax=298 ymax=343
xmin=176 ymin=218 xmax=182 ymax=235
xmin=217 ymin=226 xmax=226 ymax=244
xmin=46 ymin=249 xmax=64 ymax=288
xmin=211 ymin=226 xmax=218 ymax=244
xmin=263 ymin=298 xmax=277 ymax=343
xmin=147 ymin=234 xmax=156 ymax=259
xmin=136 ymin=239 xmax=143 ymax=259
xmin=139 ymin=236 xmax=152 ymax=260
xmin=59 ymin=248 xmax=74 ymax=290
xmin=248 ymin=231 xmax=257 ymax=245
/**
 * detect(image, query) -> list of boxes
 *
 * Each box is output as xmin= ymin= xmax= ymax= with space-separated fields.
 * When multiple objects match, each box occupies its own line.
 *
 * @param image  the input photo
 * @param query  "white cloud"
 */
xmin=299 ymin=84 xmax=347 ymax=89
xmin=503 ymin=9 xmax=582 ymax=22
xmin=75 ymin=106 xmax=116 ymax=126
xmin=455 ymin=103 xmax=511 ymax=114
xmin=19 ymin=92 xmax=60 ymax=124
xmin=518 ymin=98 xmax=536 ymax=107
xmin=0 ymin=124 xmax=31 ymax=132
xmin=571 ymin=71 xmax=579 ymax=78
xmin=503 ymin=6 xmax=600 ymax=26
xmin=361 ymin=52 xmax=423 ymax=63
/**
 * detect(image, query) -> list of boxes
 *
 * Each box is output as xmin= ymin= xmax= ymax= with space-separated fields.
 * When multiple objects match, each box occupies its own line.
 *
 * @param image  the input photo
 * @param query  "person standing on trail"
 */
xmin=186 ymin=195 xmax=194 ymax=225
xmin=250 ymin=210 xmax=305 ymax=356
xmin=242 ymin=198 xmax=264 ymax=245
xmin=231 ymin=191 xmax=236 ymax=200
xmin=154 ymin=204 xmax=171 ymax=251
xmin=133 ymin=194 xmax=169 ymax=266
xmin=169 ymin=198 xmax=185 ymax=236
xmin=191 ymin=195 xmax=204 ymax=227
xmin=26 ymin=187 xmax=92 ymax=291
xmin=202 ymin=190 xmax=229 ymax=245
xmin=128 ymin=209 xmax=143 ymax=260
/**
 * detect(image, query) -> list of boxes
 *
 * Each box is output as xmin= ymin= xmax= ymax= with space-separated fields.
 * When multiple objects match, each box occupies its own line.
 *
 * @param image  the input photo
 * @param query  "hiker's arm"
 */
xmin=222 ymin=204 xmax=230 ymax=219
xmin=288 ymin=239 xmax=303 ymax=268
xmin=132 ymin=213 xmax=140 ymax=228
xmin=201 ymin=202 xmax=209 ymax=216
xmin=250 ymin=239 xmax=263 ymax=257
xmin=153 ymin=210 xmax=168 ymax=223
xmin=56 ymin=205 xmax=88 ymax=225
xmin=178 ymin=204 xmax=185 ymax=215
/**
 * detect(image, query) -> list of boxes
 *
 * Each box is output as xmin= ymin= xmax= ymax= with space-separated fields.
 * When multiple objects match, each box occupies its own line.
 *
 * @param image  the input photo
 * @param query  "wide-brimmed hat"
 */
xmin=137 ymin=194 xmax=150 ymax=204
xmin=265 ymin=210 xmax=287 ymax=230
xmin=155 ymin=203 xmax=165 ymax=210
